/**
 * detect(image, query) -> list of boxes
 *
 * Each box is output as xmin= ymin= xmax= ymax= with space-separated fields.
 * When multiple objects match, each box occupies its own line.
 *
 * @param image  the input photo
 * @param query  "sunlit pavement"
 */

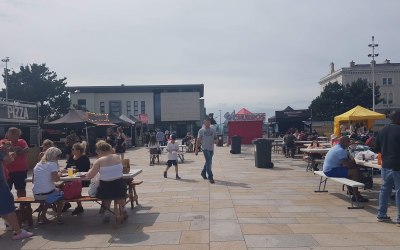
xmin=1 ymin=145 xmax=400 ymax=249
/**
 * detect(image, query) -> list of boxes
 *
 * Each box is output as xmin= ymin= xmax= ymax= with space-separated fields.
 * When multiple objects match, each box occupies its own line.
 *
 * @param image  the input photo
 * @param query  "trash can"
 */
xmin=253 ymin=138 xmax=274 ymax=168
xmin=230 ymin=135 xmax=241 ymax=154
xmin=217 ymin=134 xmax=223 ymax=147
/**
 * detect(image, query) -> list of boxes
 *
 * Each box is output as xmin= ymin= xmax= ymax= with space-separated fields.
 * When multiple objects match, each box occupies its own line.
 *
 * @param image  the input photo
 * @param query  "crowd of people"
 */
xmin=0 ymin=126 xmax=131 ymax=239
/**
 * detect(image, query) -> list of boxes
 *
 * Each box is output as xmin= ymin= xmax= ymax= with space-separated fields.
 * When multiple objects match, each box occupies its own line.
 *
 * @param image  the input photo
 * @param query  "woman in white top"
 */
xmin=84 ymin=140 xmax=127 ymax=222
xmin=32 ymin=147 xmax=64 ymax=224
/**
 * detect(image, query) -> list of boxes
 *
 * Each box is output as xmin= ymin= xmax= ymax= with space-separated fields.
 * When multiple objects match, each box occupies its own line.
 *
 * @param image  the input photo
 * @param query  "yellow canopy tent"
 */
xmin=333 ymin=105 xmax=385 ymax=136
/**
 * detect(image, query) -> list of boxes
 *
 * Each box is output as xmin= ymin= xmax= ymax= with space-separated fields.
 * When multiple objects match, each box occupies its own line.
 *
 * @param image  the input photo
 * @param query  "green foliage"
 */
xmin=1 ymin=63 xmax=71 ymax=123
xmin=309 ymin=79 xmax=381 ymax=121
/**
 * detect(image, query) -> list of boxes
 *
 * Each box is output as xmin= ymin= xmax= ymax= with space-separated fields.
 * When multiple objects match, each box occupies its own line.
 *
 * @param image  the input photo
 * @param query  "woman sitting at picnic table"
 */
xmin=32 ymin=147 xmax=65 ymax=224
xmin=83 ymin=140 xmax=127 ymax=223
xmin=63 ymin=141 xmax=90 ymax=215
xmin=306 ymin=140 xmax=323 ymax=171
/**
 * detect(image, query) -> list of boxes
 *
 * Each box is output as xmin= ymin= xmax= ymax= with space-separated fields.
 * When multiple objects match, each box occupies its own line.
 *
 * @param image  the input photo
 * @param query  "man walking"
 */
xmin=195 ymin=117 xmax=217 ymax=184
xmin=375 ymin=111 xmax=400 ymax=225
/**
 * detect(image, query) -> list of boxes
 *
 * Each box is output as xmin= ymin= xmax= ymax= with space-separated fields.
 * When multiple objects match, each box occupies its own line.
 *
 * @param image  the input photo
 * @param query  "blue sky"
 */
xmin=1 ymin=0 xmax=400 ymax=118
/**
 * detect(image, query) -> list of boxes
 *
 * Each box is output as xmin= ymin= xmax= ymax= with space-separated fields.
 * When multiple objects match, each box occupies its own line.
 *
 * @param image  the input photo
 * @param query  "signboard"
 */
xmin=275 ymin=109 xmax=310 ymax=121
xmin=232 ymin=113 xmax=266 ymax=121
xmin=139 ymin=113 xmax=148 ymax=124
xmin=0 ymin=101 xmax=38 ymax=124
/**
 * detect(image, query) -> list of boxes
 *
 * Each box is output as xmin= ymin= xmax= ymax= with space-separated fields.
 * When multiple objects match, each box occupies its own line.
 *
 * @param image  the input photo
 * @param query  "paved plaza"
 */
xmin=1 ymin=145 xmax=400 ymax=249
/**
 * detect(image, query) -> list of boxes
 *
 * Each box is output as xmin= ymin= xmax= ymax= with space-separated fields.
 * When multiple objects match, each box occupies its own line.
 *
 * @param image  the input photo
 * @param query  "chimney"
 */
xmin=384 ymin=59 xmax=390 ymax=64
xmin=330 ymin=62 xmax=334 ymax=74
xmin=350 ymin=60 xmax=355 ymax=67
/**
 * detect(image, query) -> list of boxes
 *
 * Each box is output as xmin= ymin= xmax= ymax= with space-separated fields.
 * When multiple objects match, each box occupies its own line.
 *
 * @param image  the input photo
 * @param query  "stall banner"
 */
xmin=0 ymin=101 xmax=37 ymax=124
xmin=232 ymin=113 xmax=266 ymax=121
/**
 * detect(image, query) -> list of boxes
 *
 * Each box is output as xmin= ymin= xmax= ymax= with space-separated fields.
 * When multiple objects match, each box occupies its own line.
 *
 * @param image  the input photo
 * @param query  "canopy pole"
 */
xmin=85 ymin=122 xmax=89 ymax=150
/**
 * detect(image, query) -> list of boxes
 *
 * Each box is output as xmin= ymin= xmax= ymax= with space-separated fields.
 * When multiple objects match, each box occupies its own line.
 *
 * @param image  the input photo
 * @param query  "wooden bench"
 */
xmin=14 ymin=196 xmax=127 ymax=225
xmin=313 ymin=171 xmax=365 ymax=209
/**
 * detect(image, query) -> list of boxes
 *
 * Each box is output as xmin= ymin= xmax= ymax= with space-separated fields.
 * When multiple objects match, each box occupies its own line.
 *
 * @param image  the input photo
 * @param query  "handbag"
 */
xmin=88 ymin=173 xmax=100 ymax=197
xmin=62 ymin=180 xmax=82 ymax=200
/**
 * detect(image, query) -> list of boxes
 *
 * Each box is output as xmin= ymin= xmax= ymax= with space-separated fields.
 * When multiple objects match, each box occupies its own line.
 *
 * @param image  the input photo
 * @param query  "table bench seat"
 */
xmin=313 ymin=171 xmax=365 ymax=209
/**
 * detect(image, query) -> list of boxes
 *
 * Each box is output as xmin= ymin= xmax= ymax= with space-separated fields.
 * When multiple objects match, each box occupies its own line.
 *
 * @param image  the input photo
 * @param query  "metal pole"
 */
xmin=372 ymin=61 xmax=375 ymax=111
xmin=219 ymin=109 xmax=222 ymax=134
xmin=1 ymin=57 xmax=9 ymax=101
xmin=368 ymin=36 xmax=379 ymax=111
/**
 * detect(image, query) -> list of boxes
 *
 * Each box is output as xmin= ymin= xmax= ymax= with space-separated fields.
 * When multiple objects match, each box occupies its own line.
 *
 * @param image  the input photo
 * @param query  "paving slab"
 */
xmin=1 ymin=145 xmax=400 ymax=249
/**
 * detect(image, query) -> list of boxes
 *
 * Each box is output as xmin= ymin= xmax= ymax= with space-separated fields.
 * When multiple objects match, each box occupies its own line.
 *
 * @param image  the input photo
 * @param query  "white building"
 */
xmin=319 ymin=60 xmax=400 ymax=114
xmin=68 ymin=84 xmax=205 ymax=137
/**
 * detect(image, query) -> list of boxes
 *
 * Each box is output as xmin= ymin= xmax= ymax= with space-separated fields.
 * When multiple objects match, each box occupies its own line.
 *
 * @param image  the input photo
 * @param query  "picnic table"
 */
xmin=26 ymin=169 xmax=143 ymax=182
xmin=300 ymin=148 xmax=330 ymax=154
xmin=159 ymin=145 xmax=186 ymax=163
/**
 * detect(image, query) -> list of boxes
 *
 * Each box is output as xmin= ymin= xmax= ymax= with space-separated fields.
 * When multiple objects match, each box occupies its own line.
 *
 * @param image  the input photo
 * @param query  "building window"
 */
xmin=109 ymin=101 xmax=121 ymax=116
xmin=126 ymin=101 xmax=131 ymax=116
xmin=389 ymin=93 xmax=394 ymax=104
xmin=77 ymin=99 xmax=86 ymax=109
xmin=134 ymin=101 xmax=138 ymax=116
xmin=100 ymin=102 xmax=105 ymax=114
xmin=382 ymin=93 xmax=388 ymax=104
xmin=383 ymin=78 xmax=393 ymax=85
xmin=141 ymin=101 xmax=145 ymax=114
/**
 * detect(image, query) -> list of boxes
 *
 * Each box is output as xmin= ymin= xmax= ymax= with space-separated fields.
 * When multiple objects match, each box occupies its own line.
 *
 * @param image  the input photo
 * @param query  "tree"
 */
xmin=309 ymin=79 xmax=381 ymax=121
xmin=1 ymin=63 xmax=71 ymax=124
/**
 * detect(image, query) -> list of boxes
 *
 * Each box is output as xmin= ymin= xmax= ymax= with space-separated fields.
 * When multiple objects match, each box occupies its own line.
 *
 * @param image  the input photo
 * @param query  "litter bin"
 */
xmin=230 ymin=135 xmax=241 ymax=154
xmin=217 ymin=134 xmax=223 ymax=147
xmin=253 ymin=138 xmax=274 ymax=168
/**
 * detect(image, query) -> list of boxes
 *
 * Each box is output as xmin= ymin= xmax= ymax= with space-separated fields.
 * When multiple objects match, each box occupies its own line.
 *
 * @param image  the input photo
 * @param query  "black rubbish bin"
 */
xmin=230 ymin=135 xmax=241 ymax=154
xmin=217 ymin=134 xmax=223 ymax=147
xmin=253 ymin=138 xmax=274 ymax=168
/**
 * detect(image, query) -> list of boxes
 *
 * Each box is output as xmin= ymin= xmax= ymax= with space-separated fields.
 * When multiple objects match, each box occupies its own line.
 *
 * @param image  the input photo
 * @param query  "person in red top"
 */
xmin=1 ymin=127 xmax=29 ymax=197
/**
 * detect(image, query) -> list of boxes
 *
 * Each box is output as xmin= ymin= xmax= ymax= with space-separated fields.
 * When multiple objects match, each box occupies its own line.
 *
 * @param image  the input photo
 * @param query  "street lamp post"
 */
xmin=219 ymin=109 xmax=222 ymax=134
xmin=368 ymin=36 xmax=379 ymax=111
xmin=1 ymin=57 xmax=10 ymax=102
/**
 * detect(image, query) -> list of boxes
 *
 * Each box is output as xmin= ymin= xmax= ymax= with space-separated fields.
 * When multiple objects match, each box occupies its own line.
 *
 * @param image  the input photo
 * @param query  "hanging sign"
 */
xmin=0 ymin=101 xmax=37 ymax=124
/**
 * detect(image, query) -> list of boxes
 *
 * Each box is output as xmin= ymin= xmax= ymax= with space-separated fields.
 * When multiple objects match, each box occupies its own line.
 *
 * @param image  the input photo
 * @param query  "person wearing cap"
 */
xmin=163 ymin=134 xmax=181 ymax=179
xmin=195 ymin=117 xmax=217 ymax=184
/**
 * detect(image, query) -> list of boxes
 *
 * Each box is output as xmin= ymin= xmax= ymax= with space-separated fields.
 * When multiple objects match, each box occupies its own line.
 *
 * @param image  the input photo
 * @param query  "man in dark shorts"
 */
xmin=0 ymin=127 xmax=29 ymax=198
xmin=323 ymin=136 xmax=368 ymax=202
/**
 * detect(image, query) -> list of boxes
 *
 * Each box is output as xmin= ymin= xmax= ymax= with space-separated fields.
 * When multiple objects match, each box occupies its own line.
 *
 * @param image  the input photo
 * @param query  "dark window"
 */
xmin=100 ymin=102 xmax=105 ymax=113
xmin=388 ymin=78 xmax=393 ymax=85
xmin=127 ymin=101 xmax=131 ymax=116
xmin=141 ymin=101 xmax=145 ymax=114
xmin=383 ymin=78 xmax=387 ymax=85
xmin=134 ymin=101 xmax=138 ymax=116
xmin=77 ymin=99 xmax=86 ymax=109
xmin=109 ymin=101 xmax=121 ymax=116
